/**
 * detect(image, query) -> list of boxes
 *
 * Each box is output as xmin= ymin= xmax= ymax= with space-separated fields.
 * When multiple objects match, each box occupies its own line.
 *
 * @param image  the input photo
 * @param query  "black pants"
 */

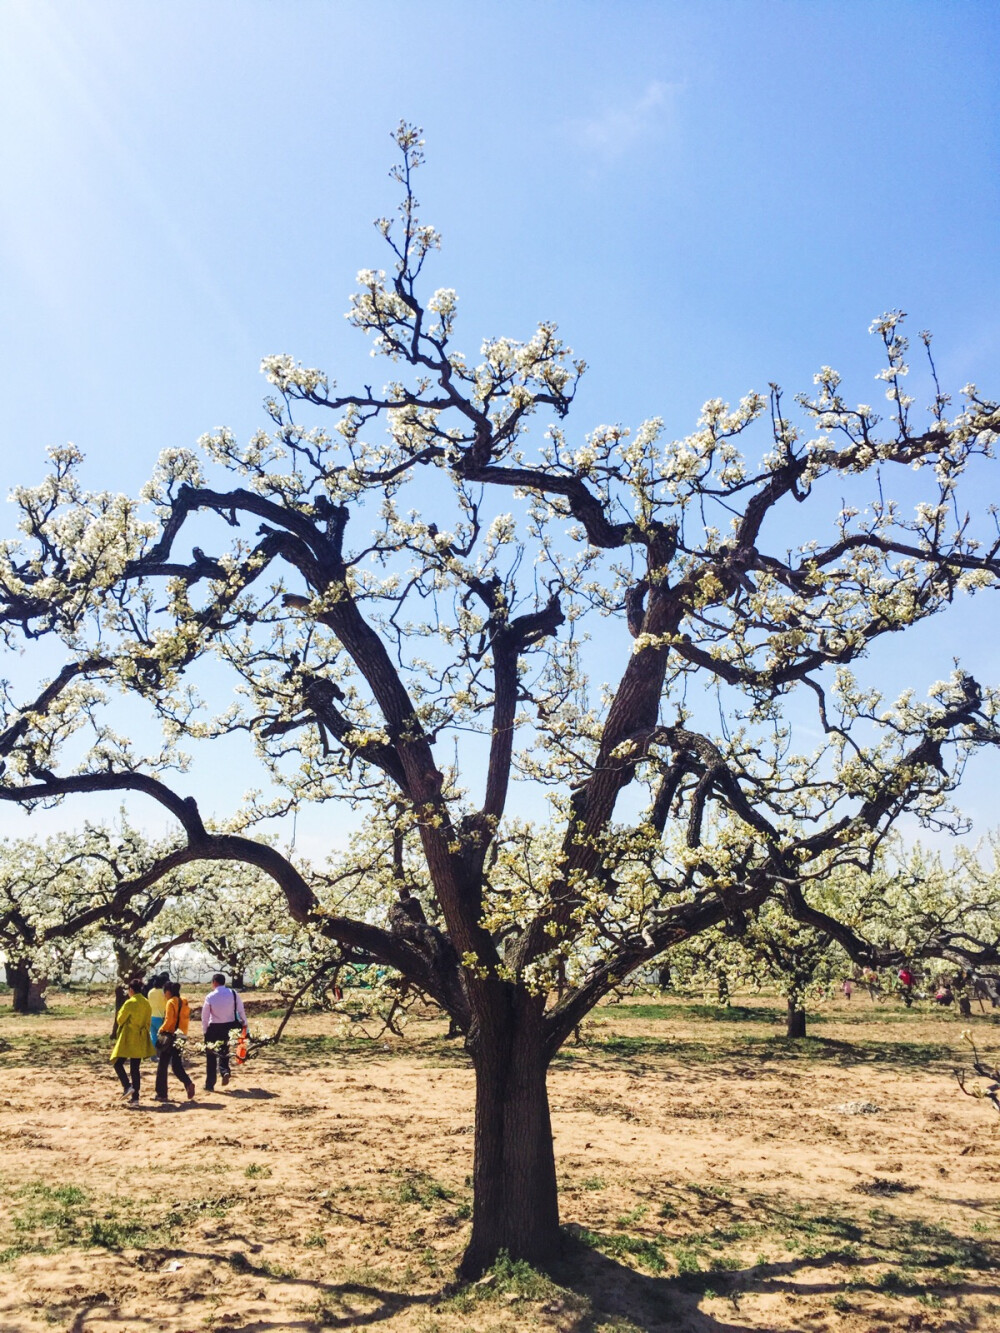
xmin=114 ymin=1057 xmax=141 ymax=1097
xmin=155 ymin=1039 xmax=193 ymax=1099
xmin=204 ymin=1022 xmax=236 ymax=1089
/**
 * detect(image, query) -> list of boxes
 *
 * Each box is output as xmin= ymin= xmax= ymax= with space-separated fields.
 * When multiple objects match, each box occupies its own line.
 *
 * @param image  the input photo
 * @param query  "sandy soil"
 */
xmin=1 ymin=994 xmax=999 ymax=1333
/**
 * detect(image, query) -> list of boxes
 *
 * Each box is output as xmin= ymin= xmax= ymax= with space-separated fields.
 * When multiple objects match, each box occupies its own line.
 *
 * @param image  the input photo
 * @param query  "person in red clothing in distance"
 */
xmin=201 ymin=973 xmax=247 ymax=1091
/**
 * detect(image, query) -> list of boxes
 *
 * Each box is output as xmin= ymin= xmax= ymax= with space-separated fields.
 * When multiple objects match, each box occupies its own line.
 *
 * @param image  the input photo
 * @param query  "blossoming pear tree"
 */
xmin=856 ymin=834 xmax=1000 ymax=1011
xmin=158 ymin=858 xmax=311 ymax=990
xmin=0 ymin=819 xmax=193 ymax=1014
xmin=2 ymin=123 xmax=1000 ymax=1270
xmin=673 ymin=893 xmax=853 ymax=1039
xmin=665 ymin=831 xmax=916 ymax=1036
xmin=0 ymin=834 xmax=96 ymax=1012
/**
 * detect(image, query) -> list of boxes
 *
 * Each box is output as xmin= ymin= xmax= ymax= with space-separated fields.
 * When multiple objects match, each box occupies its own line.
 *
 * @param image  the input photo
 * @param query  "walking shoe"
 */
xmin=221 ymin=1073 xmax=230 ymax=1087
xmin=185 ymin=1083 xmax=196 ymax=1101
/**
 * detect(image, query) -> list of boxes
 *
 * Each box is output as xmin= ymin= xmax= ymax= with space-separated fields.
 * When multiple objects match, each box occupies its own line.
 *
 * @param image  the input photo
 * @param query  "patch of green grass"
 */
xmin=671 ymin=1245 xmax=702 ymax=1274
xmin=705 ymin=1248 xmax=743 ymax=1270
xmin=162 ymin=1194 xmax=237 ymax=1226
xmin=6 ymin=1180 xmax=91 ymax=1252
xmin=444 ymin=1249 xmax=569 ymax=1316
xmin=0 ymin=1179 xmax=238 ymax=1262
xmin=572 ymin=1225 xmax=668 ymax=1273
xmin=876 ymin=1268 xmax=924 ymax=1295
xmin=490 ymin=1249 xmax=560 ymax=1299
xmin=244 ymin=1163 xmax=272 ymax=1179
xmin=885 ymin=1215 xmax=997 ymax=1271
xmin=0 ymin=1032 xmax=102 ymax=1068
xmin=87 ymin=1216 xmax=158 ymax=1250
xmin=267 ymin=1032 xmax=471 ymax=1070
xmin=0 ymin=1243 xmax=35 ymax=1264
xmin=392 ymin=1172 xmax=454 ymax=1208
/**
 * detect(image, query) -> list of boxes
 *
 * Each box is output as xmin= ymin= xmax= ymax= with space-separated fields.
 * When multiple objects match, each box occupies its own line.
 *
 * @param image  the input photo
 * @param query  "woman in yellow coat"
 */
xmin=111 ymin=977 xmax=154 ymax=1104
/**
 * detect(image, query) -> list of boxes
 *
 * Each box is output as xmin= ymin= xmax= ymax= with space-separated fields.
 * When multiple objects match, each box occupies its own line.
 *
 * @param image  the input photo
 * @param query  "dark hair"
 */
xmin=158 ymin=973 xmax=172 ymax=988
xmin=212 ymin=973 xmax=226 ymax=986
xmin=128 ymin=976 xmax=144 ymax=992
xmin=163 ymin=980 xmax=181 ymax=999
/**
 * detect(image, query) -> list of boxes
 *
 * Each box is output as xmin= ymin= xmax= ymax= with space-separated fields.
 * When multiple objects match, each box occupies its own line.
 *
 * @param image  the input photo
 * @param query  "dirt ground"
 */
xmin=1 ymin=992 xmax=999 ymax=1333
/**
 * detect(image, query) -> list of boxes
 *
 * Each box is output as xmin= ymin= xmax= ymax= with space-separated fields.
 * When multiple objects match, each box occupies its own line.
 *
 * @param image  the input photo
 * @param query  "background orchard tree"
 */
xmin=2 ymin=125 xmax=1000 ymax=1271
xmin=69 ymin=820 xmax=196 ymax=1011
xmin=672 ymin=902 xmax=847 ymax=1037
xmin=0 ymin=839 xmax=75 ymax=1013
xmin=668 ymin=832 xmax=896 ymax=1036
xmin=0 ymin=820 xmax=194 ymax=1014
xmin=675 ymin=833 xmax=1000 ymax=1036
xmin=858 ymin=835 xmax=1000 ymax=1008
xmin=0 ymin=832 xmax=116 ymax=1013
xmin=161 ymin=859 xmax=310 ymax=990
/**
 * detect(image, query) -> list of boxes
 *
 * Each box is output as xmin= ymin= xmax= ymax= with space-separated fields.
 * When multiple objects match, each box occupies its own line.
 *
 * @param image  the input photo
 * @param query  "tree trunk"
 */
xmin=7 ymin=962 xmax=30 ymax=1014
xmin=6 ymin=963 xmax=46 ymax=1014
xmin=786 ymin=998 xmax=806 ymax=1038
xmin=112 ymin=944 xmax=142 ymax=1034
xmin=460 ymin=1027 xmax=560 ymax=1276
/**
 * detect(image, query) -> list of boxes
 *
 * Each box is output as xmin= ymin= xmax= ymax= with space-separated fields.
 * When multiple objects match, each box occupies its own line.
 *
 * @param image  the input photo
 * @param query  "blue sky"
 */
xmin=0 ymin=0 xmax=998 ymax=853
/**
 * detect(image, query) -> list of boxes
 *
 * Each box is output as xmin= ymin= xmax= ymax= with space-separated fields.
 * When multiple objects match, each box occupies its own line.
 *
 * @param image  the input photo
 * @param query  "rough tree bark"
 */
xmin=6 ymin=962 xmax=46 ymax=1014
xmin=462 ymin=1002 xmax=560 ymax=1274
xmin=786 ymin=998 xmax=807 ymax=1038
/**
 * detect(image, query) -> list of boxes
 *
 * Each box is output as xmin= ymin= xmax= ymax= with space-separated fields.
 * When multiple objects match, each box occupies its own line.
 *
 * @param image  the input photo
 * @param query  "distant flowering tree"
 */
xmin=666 ymin=833 xmax=893 ymax=1036
xmin=1 ymin=124 xmax=1000 ymax=1271
xmin=673 ymin=898 xmax=849 ymax=1038
xmin=0 ymin=836 xmax=91 ymax=1012
xmin=673 ymin=831 xmax=1000 ymax=1036
xmin=0 ymin=820 xmax=193 ymax=1014
xmin=158 ymin=858 xmax=311 ymax=990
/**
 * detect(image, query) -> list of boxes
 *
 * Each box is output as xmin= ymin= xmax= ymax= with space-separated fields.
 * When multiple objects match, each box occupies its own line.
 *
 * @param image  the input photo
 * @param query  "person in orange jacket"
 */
xmin=154 ymin=980 xmax=196 ymax=1103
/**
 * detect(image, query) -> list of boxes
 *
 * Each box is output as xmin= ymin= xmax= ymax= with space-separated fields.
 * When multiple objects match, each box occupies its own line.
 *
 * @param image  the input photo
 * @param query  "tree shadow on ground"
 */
xmin=67 ymin=1273 xmax=430 ymax=1333
xmin=608 ymin=1002 xmax=791 ymax=1026
xmin=549 ymin=1227 xmax=986 ymax=1332
xmin=587 ymin=1033 xmax=956 ymax=1071
xmin=126 ymin=1242 xmax=439 ymax=1330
